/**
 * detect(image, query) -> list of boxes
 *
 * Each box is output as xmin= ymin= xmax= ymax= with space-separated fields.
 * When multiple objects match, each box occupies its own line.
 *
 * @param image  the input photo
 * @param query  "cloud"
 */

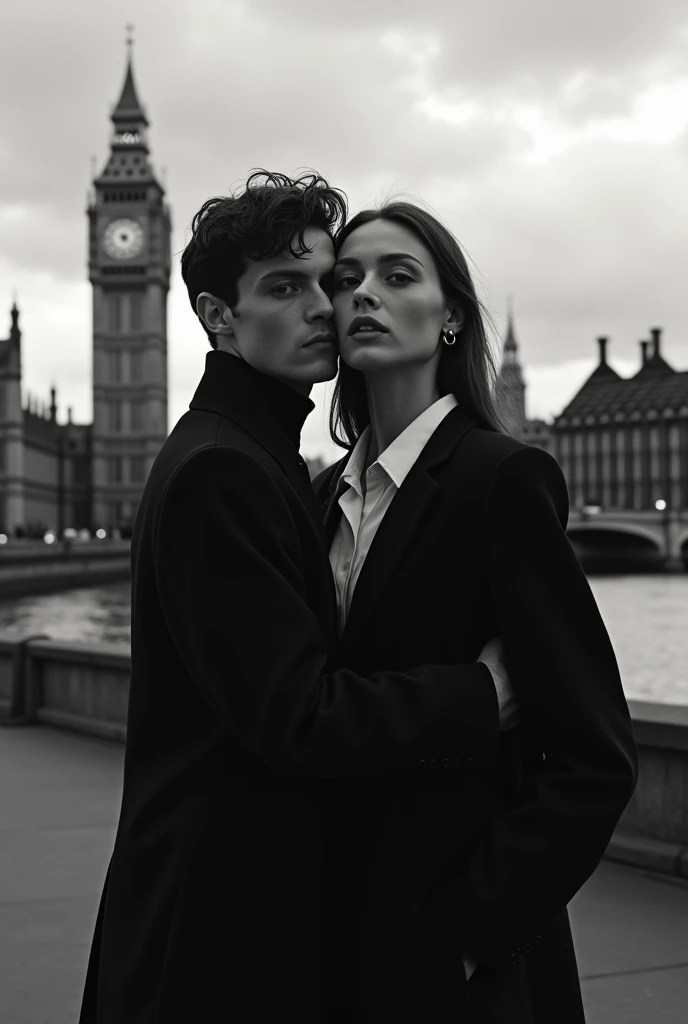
xmin=1 ymin=0 xmax=687 ymax=457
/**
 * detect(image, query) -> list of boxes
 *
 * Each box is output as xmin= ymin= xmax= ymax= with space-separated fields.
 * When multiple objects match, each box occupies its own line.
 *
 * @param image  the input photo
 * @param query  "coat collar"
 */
xmin=190 ymin=350 xmax=315 ymax=451
xmin=322 ymin=404 xmax=479 ymax=652
xmin=189 ymin=351 xmax=325 ymax=539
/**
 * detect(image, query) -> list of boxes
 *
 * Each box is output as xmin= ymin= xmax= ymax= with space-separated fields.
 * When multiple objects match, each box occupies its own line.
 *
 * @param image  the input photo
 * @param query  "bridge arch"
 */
xmin=567 ymin=521 xmax=664 ymax=552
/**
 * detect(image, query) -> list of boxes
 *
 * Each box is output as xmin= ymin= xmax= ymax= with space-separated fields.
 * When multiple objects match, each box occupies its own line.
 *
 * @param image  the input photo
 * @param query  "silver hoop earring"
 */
xmin=443 ymin=329 xmax=456 ymax=346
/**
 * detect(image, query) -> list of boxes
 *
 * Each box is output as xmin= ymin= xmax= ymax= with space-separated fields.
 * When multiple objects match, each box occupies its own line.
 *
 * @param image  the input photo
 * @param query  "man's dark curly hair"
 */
xmin=181 ymin=169 xmax=348 ymax=348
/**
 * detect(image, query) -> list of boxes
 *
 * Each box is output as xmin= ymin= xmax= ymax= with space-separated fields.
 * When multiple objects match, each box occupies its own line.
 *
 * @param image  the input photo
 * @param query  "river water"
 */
xmin=0 ymin=575 xmax=686 ymax=706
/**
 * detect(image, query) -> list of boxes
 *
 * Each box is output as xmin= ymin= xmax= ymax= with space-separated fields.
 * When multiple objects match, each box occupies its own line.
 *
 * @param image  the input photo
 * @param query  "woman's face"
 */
xmin=333 ymin=219 xmax=451 ymax=375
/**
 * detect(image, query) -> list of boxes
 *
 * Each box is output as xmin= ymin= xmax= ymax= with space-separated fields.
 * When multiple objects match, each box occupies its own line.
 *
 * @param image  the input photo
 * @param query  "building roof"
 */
xmin=556 ymin=366 xmax=688 ymax=423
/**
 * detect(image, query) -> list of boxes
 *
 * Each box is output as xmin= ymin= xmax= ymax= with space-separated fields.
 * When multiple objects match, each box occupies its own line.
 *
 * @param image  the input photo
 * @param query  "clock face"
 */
xmin=103 ymin=218 xmax=144 ymax=260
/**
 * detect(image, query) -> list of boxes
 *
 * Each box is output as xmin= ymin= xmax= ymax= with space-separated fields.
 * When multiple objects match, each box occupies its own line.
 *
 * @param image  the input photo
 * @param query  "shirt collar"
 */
xmin=338 ymin=426 xmax=371 ymax=499
xmin=337 ymin=394 xmax=459 ymax=495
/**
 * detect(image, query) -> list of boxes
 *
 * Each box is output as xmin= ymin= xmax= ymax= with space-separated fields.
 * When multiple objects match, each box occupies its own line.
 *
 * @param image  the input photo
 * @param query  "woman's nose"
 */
xmin=353 ymin=282 xmax=379 ymax=307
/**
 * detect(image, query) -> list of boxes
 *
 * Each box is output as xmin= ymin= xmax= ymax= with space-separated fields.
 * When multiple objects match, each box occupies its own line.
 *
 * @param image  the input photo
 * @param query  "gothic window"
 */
xmin=130 ymin=350 xmax=143 ymax=381
xmin=107 ymin=400 xmax=122 ymax=433
xmin=130 ymin=401 xmax=145 ymax=432
xmin=130 ymin=292 xmax=144 ymax=332
xmin=107 ymin=350 xmax=121 ymax=381
xmin=73 ymin=459 xmax=89 ymax=485
xmin=108 ymin=293 xmax=122 ymax=333
xmin=107 ymin=457 xmax=123 ymax=483
xmin=615 ymin=428 xmax=626 ymax=507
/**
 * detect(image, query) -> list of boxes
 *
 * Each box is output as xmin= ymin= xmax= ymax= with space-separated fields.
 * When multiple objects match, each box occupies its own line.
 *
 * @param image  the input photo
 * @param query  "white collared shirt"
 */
xmin=329 ymin=394 xmax=458 ymax=634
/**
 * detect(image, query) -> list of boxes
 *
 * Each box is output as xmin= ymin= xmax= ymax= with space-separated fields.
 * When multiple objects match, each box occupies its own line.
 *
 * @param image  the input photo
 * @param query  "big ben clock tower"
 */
xmin=88 ymin=30 xmax=171 ymax=532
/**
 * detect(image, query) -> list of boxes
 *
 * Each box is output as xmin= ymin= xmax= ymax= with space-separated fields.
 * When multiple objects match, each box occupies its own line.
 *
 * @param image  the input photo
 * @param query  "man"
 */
xmin=77 ymin=171 xmax=514 ymax=1024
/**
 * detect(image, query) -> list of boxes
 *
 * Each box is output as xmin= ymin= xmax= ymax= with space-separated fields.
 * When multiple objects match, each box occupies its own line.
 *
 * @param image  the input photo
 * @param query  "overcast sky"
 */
xmin=2 ymin=0 xmax=688 ymax=460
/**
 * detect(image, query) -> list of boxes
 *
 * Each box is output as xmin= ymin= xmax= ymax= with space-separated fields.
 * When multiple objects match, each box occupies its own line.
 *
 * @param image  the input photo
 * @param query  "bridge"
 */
xmin=567 ymin=508 xmax=688 ymax=570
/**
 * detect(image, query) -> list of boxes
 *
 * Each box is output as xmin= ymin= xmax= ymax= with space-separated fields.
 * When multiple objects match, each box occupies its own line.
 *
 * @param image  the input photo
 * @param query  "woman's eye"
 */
xmin=335 ymin=275 xmax=358 ymax=289
xmin=388 ymin=272 xmax=414 ymax=283
xmin=271 ymin=283 xmax=299 ymax=295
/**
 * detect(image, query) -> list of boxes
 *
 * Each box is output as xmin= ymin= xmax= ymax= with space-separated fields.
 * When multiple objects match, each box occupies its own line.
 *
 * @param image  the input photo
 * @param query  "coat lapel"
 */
xmin=337 ymin=405 xmax=479 ymax=652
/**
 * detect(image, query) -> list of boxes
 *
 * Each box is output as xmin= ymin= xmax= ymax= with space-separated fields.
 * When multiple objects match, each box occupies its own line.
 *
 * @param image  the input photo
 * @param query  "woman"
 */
xmin=312 ymin=203 xmax=638 ymax=1023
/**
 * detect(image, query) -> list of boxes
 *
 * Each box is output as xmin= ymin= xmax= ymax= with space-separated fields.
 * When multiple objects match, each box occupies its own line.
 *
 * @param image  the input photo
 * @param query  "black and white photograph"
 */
xmin=1 ymin=2 xmax=687 ymax=1021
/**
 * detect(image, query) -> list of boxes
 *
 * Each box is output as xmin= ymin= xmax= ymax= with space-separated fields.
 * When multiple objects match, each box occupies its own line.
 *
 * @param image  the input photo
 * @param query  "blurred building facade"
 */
xmin=0 ymin=49 xmax=170 ymax=537
xmin=494 ymin=311 xmax=688 ymax=514
xmin=551 ymin=330 xmax=688 ymax=511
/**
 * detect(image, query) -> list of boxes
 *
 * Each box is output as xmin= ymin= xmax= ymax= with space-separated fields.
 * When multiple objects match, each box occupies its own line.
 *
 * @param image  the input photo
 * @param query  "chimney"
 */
xmin=650 ymin=327 xmax=662 ymax=358
xmin=640 ymin=340 xmax=649 ymax=366
xmin=597 ymin=336 xmax=609 ymax=366
xmin=50 ymin=386 xmax=57 ymax=422
xmin=67 ymin=406 xmax=73 ymax=425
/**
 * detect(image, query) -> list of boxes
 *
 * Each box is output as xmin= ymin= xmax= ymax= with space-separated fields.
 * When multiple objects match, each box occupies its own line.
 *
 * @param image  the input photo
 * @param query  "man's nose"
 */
xmin=311 ymin=291 xmax=334 ymax=319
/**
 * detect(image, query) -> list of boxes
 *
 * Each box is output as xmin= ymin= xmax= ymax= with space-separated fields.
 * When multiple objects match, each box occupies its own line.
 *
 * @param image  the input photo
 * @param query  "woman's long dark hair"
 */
xmin=329 ymin=202 xmax=509 ymax=449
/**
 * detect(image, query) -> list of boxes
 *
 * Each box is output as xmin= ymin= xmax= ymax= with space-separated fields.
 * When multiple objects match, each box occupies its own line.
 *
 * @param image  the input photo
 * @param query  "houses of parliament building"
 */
xmin=1 ymin=49 xmax=686 ymax=537
xmin=0 ymin=48 xmax=170 ymax=538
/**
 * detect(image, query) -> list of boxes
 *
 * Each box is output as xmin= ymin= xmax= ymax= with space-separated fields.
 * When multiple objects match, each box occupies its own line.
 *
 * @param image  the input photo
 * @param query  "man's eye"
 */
xmin=271 ymin=283 xmax=299 ymax=295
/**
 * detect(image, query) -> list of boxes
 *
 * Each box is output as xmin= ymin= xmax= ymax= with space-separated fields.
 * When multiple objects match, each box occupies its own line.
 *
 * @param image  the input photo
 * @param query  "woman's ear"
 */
xmin=443 ymin=303 xmax=465 ymax=334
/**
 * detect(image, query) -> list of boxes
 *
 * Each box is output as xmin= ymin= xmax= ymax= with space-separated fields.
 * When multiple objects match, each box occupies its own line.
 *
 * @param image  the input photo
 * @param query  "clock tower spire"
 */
xmin=88 ymin=29 xmax=171 ymax=534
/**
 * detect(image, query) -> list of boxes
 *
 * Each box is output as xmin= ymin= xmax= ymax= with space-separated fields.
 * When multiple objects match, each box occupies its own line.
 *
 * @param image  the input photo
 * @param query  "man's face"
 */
xmin=198 ymin=227 xmax=338 ymax=393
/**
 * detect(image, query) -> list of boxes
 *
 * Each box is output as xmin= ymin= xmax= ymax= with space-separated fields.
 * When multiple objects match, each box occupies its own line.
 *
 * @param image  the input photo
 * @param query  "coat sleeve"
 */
xmin=155 ymin=445 xmax=499 ymax=779
xmin=412 ymin=444 xmax=639 ymax=976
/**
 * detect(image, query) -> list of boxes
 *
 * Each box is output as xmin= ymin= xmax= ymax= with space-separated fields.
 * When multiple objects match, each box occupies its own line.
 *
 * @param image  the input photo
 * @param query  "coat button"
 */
xmin=511 ymin=953 xmax=520 ymax=965
xmin=417 ymin=759 xmax=427 ymax=769
xmin=467 ymin=756 xmax=476 ymax=767
xmin=441 ymin=757 xmax=449 ymax=768
xmin=524 ymin=942 xmax=532 ymax=953
xmin=455 ymin=757 xmax=464 ymax=768
xmin=429 ymin=758 xmax=438 ymax=769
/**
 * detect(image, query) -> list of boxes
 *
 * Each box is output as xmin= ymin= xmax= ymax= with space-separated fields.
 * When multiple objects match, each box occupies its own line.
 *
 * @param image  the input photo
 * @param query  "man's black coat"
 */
xmin=77 ymin=352 xmax=512 ymax=1024
xmin=311 ymin=402 xmax=639 ymax=1022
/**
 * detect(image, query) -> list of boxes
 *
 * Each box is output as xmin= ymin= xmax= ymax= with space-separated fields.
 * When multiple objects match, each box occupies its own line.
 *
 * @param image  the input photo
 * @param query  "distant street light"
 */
xmin=44 ymin=531 xmax=56 ymax=545
xmin=655 ymin=499 xmax=667 ymax=511
xmin=0 ymin=535 xmax=7 ymax=545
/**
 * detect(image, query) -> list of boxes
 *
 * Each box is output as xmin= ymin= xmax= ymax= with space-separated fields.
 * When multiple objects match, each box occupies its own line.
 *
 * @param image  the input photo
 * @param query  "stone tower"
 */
xmin=0 ymin=302 xmax=25 ymax=533
xmin=87 ymin=32 xmax=171 ymax=531
xmin=496 ymin=296 xmax=526 ymax=437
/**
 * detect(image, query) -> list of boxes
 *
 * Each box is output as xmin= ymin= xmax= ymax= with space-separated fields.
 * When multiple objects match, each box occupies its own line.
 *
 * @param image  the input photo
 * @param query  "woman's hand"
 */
xmin=463 ymin=953 xmax=479 ymax=981
xmin=477 ymin=636 xmax=520 ymax=731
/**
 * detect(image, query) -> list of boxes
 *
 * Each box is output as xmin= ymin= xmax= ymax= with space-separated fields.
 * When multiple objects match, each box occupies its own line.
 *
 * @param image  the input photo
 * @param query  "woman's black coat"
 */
xmin=312 ymin=403 xmax=638 ymax=1022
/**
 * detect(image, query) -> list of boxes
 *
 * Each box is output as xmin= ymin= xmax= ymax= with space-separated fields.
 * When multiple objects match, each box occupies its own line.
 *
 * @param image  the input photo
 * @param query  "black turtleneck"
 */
xmin=200 ymin=350 xmax=315 ymax=452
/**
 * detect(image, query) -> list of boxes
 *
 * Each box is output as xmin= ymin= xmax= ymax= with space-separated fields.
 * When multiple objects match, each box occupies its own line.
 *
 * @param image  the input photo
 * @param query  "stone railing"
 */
xmin=606 ymin=699 xmax=688 ymax=879
xmin=0 ymin=540 xmax=130 ymax=598
xmin=0 ymin=633 xmax=130 ymax=742
xmin=1 ymin=633 xmax=686 ymax=880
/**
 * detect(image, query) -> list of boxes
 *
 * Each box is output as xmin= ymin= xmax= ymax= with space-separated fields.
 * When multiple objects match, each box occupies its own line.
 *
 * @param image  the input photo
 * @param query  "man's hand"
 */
xmin=477 ymin=637 xmax=519 ymax=731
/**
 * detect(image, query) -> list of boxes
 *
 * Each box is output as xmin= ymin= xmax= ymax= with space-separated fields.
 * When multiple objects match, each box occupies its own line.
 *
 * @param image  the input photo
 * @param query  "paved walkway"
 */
xmin=1 ymin=725 xmax=687 ymax=1024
